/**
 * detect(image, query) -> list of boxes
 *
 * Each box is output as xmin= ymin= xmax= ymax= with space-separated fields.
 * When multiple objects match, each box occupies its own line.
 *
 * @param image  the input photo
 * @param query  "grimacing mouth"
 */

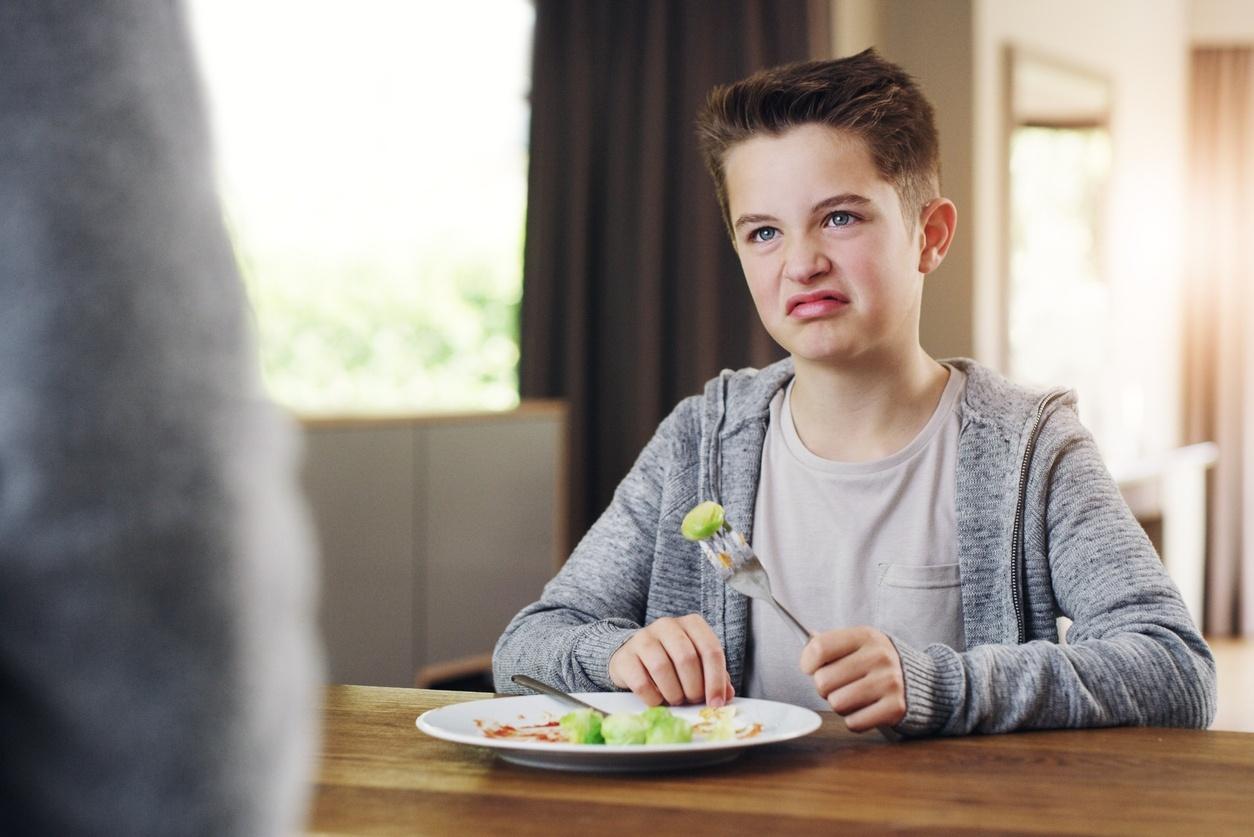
xmin=786 ymin=289 xmax=851 ymax=315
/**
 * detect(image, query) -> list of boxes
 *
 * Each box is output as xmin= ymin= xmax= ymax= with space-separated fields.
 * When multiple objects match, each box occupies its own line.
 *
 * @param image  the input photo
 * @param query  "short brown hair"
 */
xmin=696 ymin=49 xmax=940 ymax=238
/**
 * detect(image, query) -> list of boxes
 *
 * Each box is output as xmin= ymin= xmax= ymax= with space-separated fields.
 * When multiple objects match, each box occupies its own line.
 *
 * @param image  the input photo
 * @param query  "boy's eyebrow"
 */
xmin=732 ymin=210 xmax=777 ymax=230
xmin=811 ymin=193 xmax=872 ymax=213
xmin=732 ymin=193 xmax=874 ymax=230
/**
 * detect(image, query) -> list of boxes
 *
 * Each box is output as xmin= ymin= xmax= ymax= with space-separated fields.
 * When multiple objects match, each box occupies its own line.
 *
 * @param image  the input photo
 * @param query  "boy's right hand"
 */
xmin=608 ymin=614 xmax=734 ymax=708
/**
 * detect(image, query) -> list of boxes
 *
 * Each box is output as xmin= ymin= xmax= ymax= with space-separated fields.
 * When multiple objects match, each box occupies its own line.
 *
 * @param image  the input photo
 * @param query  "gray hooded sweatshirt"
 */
xmin=494 ymin=358 xmax=1216 ymax=736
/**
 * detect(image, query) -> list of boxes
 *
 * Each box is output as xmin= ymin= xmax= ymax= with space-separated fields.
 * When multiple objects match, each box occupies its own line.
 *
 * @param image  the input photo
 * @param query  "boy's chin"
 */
xmin=785 ymin=342 xmax=862 ymax=367
xmin=788 ymin=341 xmax=910 ymax=370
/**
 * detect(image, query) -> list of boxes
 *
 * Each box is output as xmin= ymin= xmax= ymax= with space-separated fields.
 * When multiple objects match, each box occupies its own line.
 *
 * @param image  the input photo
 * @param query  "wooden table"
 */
xmin=310 ymin=686 xmax=1254 ymax=835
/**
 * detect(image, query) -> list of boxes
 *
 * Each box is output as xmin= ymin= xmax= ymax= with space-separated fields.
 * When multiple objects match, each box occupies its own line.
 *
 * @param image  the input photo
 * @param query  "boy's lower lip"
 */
xmin=788 ymin=299 xmax=848 ymax=320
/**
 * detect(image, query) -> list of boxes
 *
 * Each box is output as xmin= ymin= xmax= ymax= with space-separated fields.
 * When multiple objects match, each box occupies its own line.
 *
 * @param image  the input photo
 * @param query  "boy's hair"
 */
xmin=695 ymin=49 xmax=940 ymax=238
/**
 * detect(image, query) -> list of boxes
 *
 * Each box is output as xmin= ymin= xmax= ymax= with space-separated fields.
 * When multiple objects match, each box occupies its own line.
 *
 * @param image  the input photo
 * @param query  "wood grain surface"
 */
xmin=309 ymin=686 xmax=1254 ymax=836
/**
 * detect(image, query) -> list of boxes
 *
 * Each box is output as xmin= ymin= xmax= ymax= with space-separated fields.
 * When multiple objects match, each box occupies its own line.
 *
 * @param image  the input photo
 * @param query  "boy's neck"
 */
xmin=788 ymin=348 xmax=950 ymax=463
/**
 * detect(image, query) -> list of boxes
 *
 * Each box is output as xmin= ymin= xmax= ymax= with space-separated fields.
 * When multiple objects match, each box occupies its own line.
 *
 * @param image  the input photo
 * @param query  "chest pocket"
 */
xmin=873 ymin=563 xmax=966 ymax=651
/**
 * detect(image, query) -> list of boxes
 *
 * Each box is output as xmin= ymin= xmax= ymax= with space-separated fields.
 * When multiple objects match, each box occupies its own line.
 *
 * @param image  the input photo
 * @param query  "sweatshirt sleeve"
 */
xmin=0 ymin=4 xmax=320 ymax=834
xmin=892 ymin=414 xmax=1217 ymax=737
xmin=493 ymin=400 xmax=698 ymax=694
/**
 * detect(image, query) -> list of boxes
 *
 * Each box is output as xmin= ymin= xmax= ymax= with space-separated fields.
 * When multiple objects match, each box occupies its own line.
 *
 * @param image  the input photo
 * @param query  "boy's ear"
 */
xmin=917 ymin=198 xmax=957 ymax=274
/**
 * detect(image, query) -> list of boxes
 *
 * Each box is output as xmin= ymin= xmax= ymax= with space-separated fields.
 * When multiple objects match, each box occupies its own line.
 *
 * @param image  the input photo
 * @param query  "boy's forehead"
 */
xmin=724 ymin=124 xmax=895 ymax=212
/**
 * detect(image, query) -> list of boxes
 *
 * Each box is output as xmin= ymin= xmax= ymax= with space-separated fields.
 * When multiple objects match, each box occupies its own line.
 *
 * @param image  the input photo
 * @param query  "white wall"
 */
xmin=1191 ymin=0 xmax=1254 ymax=43
xmin=974 ymin=0 xmax=1191 ymax=467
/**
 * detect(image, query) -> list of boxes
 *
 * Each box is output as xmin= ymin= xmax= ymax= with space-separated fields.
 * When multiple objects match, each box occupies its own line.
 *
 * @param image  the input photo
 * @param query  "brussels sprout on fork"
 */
xmin=680 ymin=502 xmax=810 ymax=640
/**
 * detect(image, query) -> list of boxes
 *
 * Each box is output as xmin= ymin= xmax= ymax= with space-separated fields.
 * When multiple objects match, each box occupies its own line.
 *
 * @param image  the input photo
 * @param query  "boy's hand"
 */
xmin=608 ymin=614 xmax=734 ymax=708
xmin=801 ymin=626 xmax=907 ymax=732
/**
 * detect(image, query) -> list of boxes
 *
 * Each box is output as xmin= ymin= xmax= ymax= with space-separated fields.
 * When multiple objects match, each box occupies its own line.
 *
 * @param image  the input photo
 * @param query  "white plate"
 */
xmin=417 ymin=692 xmax=822 ymax=772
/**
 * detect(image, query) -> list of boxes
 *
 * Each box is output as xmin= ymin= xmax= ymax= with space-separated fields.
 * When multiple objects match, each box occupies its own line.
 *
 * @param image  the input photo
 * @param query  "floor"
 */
xmin=1209 ymin=637 xmax=1254 ymax=732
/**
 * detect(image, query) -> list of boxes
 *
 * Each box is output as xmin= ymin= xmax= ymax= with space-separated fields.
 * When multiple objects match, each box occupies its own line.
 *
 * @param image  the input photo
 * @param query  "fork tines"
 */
xmin=698 ymin=529 xmax=749 ymax=579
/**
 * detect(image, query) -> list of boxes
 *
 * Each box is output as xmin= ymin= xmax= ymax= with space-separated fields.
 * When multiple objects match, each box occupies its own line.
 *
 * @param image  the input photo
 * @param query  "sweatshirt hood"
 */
xmin=696 ymin=356 xmax=1077 ymax=506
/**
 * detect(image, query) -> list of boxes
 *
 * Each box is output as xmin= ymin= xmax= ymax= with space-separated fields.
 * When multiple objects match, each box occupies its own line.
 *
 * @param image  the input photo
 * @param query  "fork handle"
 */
xmin=770 ymin=596 xmax=814 ymax=643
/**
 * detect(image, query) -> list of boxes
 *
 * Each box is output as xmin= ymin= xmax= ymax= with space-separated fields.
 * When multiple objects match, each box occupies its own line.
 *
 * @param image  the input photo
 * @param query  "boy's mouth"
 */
xmin=786 ymin=289 xmax=851 ymax=319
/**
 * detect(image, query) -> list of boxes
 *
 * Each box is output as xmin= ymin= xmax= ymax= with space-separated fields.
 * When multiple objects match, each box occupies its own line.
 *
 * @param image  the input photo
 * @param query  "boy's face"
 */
xmin=724 ymin=124 xmax=936 ymax=368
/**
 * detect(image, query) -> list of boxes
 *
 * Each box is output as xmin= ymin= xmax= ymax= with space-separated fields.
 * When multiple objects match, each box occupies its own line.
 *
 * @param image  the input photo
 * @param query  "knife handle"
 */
xmin=511 ymin=674 xmax=608 ymax=715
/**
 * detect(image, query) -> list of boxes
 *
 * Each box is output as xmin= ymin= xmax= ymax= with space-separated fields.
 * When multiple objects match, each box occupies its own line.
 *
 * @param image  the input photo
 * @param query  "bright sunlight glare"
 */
xmin=187 ymin=1 xmax=533 ymax=412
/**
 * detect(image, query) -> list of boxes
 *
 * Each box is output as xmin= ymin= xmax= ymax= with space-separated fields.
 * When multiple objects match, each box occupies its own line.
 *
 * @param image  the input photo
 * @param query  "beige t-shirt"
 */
xmin=743 ymin=365 xmax=968 ymax=710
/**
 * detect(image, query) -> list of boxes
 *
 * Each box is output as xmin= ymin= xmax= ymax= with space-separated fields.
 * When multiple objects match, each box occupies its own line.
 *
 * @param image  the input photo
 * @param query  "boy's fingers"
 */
xmin=638 ymin=639 xmax=686 ymax=705
xmin=810 ymin=649 xmax=869 ymax=697
xmin=823 ymin=671 xmax=881 ymax=716
xmin=670 ymin=614 xmax=730 ymax=706
xmin=843 ymin=695 xmax=907 ymax=733
xmin=704 ymin=672 xmax=727 ymax=709
xmin=679 ymin=616 xmax=729 ymax=707
xmin=801 ymin=626 xmax=882 ymax=674
xmin=700 ymin=660 xmax=726 ymax=709
xmin=649 ymin=618 xmax=703 ymax=703
xmin=616 ymin=653 xmax=664 ymax=707
xmin=633 ymin=614 xmax=730 ymax=706
xmin=658 ymin=631 xmax=705 ymax=704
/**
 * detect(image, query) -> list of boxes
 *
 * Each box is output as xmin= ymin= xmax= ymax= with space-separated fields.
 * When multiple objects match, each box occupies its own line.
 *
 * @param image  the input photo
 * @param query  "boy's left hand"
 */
xmin=800 ymin=626 xmax=907 ymax=732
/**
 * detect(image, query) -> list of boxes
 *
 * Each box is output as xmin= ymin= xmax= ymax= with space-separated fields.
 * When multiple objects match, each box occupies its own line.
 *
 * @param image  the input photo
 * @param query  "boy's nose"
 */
xmin=781 ymin=241 xmax=832 ymax=284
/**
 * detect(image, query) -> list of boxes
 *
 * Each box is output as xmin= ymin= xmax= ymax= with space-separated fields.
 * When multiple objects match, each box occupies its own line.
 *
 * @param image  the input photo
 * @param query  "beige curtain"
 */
xmin=1183 ymin=48 xmax=1254 ymax=636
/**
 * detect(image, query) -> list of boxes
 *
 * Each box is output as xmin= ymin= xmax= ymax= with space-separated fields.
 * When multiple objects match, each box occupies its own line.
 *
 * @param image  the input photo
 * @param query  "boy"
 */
xmin=493 ymin=50 xmax=1215 ymax=736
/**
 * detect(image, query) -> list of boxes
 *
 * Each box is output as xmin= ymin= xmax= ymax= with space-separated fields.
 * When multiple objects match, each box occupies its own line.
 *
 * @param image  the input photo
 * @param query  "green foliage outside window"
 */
xmin=191 ymin=0 xmax=533 ymax=416
xmin=235 ymin=234 xmax=522 ymax=414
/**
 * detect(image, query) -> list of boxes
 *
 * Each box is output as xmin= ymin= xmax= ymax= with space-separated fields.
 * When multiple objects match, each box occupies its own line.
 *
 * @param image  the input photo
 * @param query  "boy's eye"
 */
xmin=748 ymin=226 xmax=778 ymax=243
xmin=824 ymin=211 xmax=855 ymax=227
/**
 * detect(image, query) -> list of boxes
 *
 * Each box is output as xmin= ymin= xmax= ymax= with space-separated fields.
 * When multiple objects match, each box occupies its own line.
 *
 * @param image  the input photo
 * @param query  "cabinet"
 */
xmin=300 ymin=402 xmax=567 ymax=687
xmin=1116 ymin=442 xmax=1218 ymax=630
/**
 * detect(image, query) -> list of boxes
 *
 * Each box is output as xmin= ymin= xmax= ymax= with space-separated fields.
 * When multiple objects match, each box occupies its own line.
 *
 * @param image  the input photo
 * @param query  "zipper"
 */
xmin=707 ymin=371 xmax=729 ymax=504
xmin=1010 ymin=388 xmax=1070 ymax=644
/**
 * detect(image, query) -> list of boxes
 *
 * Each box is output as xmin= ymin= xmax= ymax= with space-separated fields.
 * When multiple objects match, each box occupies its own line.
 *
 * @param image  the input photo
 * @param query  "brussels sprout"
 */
xmin=559 ymin=709 xmax=604 ymax=744
xmin=558 ymin=705 xmax=701 ymax=746
xmin=639 ymin=706 xmax=672 ymax=724
xmin=601 ymin=712 xmax=649 ymax=745
xmin=645 ymin=712 xmax=694 ymax=744
xmin=681 ymin=501 xmax=725 ymax=541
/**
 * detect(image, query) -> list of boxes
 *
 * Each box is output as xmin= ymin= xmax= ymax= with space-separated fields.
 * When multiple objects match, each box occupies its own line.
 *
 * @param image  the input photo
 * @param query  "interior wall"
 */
xmin=881 ymin=1 xmax=976 ymax=362
xmin=832 ymin=0 xmax=882 ymax=56
xmin=1190 ymin=0 xmax=1254 ymax=42
xmin=974 ymin=0 xmax=1191 ymax=465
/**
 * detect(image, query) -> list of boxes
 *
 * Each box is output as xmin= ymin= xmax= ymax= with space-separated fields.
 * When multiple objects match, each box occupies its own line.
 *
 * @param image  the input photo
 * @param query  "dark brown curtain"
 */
xmin=521 ymin=0 xmax=827 ymax=541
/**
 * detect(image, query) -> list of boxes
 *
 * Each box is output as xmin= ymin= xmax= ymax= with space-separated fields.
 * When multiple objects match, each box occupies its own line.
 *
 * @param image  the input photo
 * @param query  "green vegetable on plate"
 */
xmin=601 ymin=712 xmax=649 ymax=745
xmin=559 ymin=709 xmax=604 ymax=744
xmin=639 ymin=706 xmax=673 ymax=724
xmin=645 ymin=712 xmax=693 ymax=744
xmin=562 ymin=706 xmax=696 ymax=745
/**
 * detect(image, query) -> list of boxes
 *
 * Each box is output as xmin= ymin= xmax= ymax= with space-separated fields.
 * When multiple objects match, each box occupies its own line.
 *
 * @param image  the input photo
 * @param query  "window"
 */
xmin=1008 ymin=125 xmax=1113 ymax=434
xmin=188 ymin=1 xmax=534 ymax=413
xmin=1004 ymin=50 xmax=1122 ymax=456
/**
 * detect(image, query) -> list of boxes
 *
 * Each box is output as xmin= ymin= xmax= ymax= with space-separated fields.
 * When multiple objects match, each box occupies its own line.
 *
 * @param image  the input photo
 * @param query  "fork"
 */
xmin=695 ymin=519 xmax=902 ymax=743
xmin=697 ymin=528 xmax=813 ymax=643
